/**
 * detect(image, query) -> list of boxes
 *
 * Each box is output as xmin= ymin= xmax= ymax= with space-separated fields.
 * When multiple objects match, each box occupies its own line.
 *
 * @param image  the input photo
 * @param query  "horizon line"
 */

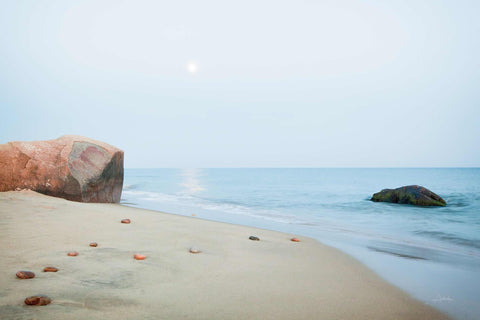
xmin=124 ymin=166 xmax=480 ymax=169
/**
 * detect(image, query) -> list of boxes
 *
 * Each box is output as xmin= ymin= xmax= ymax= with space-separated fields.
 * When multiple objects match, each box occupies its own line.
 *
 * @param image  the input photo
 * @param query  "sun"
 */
xmin=186 ymin=62 xmax=198 ymax=74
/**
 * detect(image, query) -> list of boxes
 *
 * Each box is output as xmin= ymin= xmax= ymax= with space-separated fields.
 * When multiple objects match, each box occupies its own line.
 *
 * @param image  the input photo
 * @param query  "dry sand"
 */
xmin=0 ymin=191 xmax=449 ymax=319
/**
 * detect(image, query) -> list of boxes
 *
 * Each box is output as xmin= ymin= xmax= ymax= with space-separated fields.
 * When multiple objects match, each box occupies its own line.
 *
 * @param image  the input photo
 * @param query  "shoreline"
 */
xmin=0 ymin=191 xmax=450 ymax=319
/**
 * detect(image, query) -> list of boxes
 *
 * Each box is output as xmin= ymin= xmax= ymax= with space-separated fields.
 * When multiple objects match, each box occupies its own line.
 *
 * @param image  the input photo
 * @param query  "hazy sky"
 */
xmin=1 ymin=0 xmax=479 ymax=168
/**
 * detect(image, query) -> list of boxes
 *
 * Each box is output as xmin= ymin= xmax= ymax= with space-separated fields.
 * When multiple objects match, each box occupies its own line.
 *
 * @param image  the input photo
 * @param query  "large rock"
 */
xmin=0 ymin=135 xmax=123 ymax=203
xmin=371 ymin=185 xmax=446 ymax=207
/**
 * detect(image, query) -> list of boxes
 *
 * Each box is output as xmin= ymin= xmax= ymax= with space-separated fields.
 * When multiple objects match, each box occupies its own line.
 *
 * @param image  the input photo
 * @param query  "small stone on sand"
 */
xmin=43 ymin=267 xmax=58 ymax=272
xmin=89 ymin=242 xmax=98 ymax=247
xmin=121 ymin=219 xmax=131 ymax=224
xmin=16 ymin=271 xmax=35 ymax=279
xmin=67 ymin=251 xmax=79 ymax=256
xmin=189 ymin=247 xmax=201 ymax=254
xmin=291 ymin=237 xmax=300 ymax=242
xmin=249 ymin=236 xmax=260 ymax=241
xmin=24 ymin=295 xmax=51 ymax=306
xmin=134 ymin=254 xmax=146 ymax=260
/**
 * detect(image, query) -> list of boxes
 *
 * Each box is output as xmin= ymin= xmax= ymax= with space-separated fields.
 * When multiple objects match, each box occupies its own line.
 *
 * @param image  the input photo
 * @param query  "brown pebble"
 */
xmin=16 ymin=271 xmax=35 ymax=279
xmin=121 ymin=219 xmax=131 ymax=224
xmin=249 ymin=236 xmax=260 ymax=241
xmin=24 ymin=295 xmax=51 ymax=306
xmin=43 ymin=267 xmax=58 ymax=272
xmin=189 ymin=247 xmax=201 ymax=254
xmin=291 ymin=237 xmax=300 ymax=242
xmin=134 ymin=254 xmax=146 ymax=260
xmin=67 ymin=251 xmax=79 ymax=256
xmin=89 ymin=242 xmax=98 ymax=247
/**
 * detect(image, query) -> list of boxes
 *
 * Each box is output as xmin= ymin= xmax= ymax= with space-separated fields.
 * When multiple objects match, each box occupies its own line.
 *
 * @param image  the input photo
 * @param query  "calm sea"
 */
xmin=122 ymin=168 xmax=480 ymax=320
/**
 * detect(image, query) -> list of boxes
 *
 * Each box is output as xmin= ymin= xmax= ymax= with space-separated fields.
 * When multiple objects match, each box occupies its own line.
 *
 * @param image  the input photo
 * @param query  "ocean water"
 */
xmin=122 ymin=168 xmax=480 ymax=320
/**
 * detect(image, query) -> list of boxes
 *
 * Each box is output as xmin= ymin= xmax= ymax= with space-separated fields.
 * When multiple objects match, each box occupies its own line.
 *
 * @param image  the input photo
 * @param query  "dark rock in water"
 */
xmin=0 ymin=135 xmax=124 ymax=203
xmin=24 ymin=295 xmax=51 ymax=306
xmin=121 ymin=219 xmax=131 ymax=224
xmin=249 ymin=236 xmax=260 ymax=241
xmin=371 ymin=185 xmax=446 ymax=206
xmin=16 ymin=271 xmax=35 ymax=279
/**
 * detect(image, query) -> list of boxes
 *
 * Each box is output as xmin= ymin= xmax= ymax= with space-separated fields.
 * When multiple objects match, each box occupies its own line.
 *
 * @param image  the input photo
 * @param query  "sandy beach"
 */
xmin=0 ymin=191 xmax=449 ymax=320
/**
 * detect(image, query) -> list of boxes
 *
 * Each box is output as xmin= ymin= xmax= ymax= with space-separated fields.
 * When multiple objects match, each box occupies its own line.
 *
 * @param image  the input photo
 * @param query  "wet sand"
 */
xmin=0 ymin=191 xmax=450 ymax=319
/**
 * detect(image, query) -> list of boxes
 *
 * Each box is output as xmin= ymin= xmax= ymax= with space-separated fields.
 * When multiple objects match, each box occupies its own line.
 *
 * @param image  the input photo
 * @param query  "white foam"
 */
xmin=123 ymin=189 xmax=306 ymax=225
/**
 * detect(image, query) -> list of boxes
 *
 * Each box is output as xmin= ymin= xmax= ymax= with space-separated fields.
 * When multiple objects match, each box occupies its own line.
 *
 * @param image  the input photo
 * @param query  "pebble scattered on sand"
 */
xmin=89 ymin=242 xmax=98 ymax=247
xmin=24 ymin=295 xmax=51 ymax=306
xmin=189 ymin=247 xmax=201 ymax=254
xmin=43 ymin=267 xmax=58 ymax=272
xmin=134 ymin=254 xmax=146 ymax=260
xmin=16 ymin=271 xmax=35 ymax=279
xmin=249 ymin=236 xmax=260 ymax=241
xmin=67 ymin=251 xmax=79 ymax=256
xmin=121 ymin=219 xmax=131 ymax=224
xmin=291 ymin=238 xmax=300 ymax=242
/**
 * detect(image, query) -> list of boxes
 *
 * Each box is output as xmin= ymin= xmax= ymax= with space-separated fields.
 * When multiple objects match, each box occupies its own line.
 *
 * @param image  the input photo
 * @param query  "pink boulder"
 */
xmin=0 ymin=135 xmax=123 ymax=203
